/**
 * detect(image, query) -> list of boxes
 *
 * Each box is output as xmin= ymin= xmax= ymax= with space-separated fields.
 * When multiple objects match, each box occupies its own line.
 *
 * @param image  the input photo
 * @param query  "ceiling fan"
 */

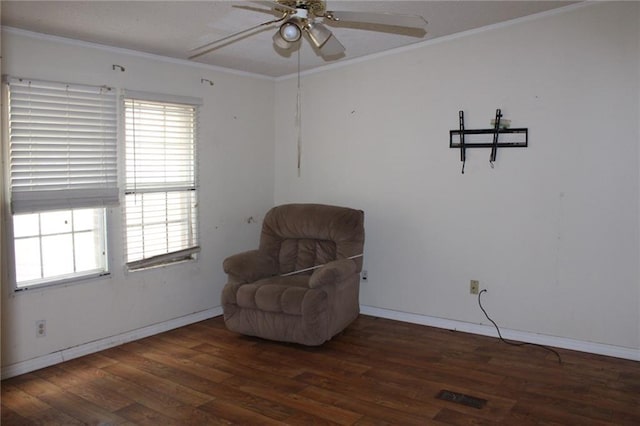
xmin=189 ymin=0 xmax=428 ymax=60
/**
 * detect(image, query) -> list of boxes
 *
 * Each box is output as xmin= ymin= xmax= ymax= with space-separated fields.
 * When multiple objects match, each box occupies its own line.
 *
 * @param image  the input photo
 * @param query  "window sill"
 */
xmin=126 ymin=247 xmax=200 ymax=272
xmin=14 ymin=271 xmax=111 ymax=293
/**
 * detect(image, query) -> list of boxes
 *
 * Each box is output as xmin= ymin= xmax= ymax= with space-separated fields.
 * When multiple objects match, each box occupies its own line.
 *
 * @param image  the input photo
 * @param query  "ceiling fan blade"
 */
xmin=189 ymin=16 xmax=285 ymax=59
xmin=325 ymin=10 xmax=427 ymax=29
xmin=232 ymin=4 xmax=285 ymax=17
xmin=250 ymin=1 xmax=297 ymax=13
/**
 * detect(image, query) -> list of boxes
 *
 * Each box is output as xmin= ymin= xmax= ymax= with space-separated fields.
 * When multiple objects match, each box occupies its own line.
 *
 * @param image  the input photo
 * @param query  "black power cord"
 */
xmin=478 ymin=289 xmax=562 ymax=365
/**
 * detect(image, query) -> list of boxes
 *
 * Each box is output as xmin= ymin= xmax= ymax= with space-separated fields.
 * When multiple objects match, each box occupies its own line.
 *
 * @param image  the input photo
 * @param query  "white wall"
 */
xmin=1 ymin=31 xmax=275 ymax=367
xmin=274 ymin=2 xmax=640 ymax=350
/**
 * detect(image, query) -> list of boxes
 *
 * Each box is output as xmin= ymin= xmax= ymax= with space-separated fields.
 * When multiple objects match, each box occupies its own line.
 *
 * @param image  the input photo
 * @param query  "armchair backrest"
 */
xmin=259 ymin=204 xmax=364 ymax=275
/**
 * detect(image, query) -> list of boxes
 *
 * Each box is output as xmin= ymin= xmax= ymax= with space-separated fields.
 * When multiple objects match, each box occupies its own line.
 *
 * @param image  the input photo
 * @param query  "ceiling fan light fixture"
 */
xmin=273 ymin=31 xmax=293 ymax=49
xmin=279 ymin=21 xmax=302 ymax=42
xmin=305 ymin=21 xmax=332 ymax=48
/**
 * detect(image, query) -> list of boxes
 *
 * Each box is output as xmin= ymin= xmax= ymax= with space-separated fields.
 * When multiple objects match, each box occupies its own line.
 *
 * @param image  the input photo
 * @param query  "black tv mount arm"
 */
xmin=450 ymin=109 xmax=528 ymax=174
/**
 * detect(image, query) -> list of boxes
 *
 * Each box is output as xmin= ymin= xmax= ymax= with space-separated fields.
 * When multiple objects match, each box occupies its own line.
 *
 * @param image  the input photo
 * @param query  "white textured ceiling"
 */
xmin=1 ymin=1 xmax=578 ymax=78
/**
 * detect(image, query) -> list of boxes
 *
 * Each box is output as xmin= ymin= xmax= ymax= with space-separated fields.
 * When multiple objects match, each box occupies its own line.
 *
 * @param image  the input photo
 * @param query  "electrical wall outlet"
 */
xmin=36 ymin=320 xmax=46 ymax=338
xmin=470 ymin=280 xmax=479 ymax=295
xmin=361 ymin=270 xmax=368 ymax=281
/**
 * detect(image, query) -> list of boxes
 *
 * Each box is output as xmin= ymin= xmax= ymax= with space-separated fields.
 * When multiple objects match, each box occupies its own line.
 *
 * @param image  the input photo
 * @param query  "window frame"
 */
xmin=121 ymin=90 xmax=201 ymax=271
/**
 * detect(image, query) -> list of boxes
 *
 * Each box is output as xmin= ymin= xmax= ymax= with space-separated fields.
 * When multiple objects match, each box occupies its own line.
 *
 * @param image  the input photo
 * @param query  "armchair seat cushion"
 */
xmin=236 ymin=276 xmax=310 ymax=315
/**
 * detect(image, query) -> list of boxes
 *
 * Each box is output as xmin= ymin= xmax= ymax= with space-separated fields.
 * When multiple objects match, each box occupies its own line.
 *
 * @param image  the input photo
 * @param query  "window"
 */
xmin=123 ymin=94 xmax=200 ymax=270
xmin=13 ymin=209 xmax=107 ymax=285
xmin=5 ymin=77 xmax=117 ymax=289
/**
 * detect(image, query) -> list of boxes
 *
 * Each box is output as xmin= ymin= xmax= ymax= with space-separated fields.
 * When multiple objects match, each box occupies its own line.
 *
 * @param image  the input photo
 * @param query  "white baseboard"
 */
xmin=1 ymin=307 xmax=222 ymax=380
xmin=360 ymin=305 xmax=640 ymax=362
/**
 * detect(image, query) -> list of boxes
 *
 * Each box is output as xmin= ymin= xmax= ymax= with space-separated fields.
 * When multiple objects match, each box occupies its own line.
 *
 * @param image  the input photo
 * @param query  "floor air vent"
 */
xmin=436 ymin=390 xmax=487 ymax=409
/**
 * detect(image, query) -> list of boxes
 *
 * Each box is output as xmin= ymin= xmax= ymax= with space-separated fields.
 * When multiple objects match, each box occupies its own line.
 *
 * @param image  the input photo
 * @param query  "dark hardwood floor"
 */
xmin=2 ymin=314 xmax=639 ymax=425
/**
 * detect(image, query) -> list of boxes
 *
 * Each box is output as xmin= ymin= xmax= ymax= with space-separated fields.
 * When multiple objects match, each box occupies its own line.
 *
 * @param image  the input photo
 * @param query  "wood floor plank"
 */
xmin=116 ymin=340 xmax=234 ymax=384
xmin=503 ymin=375 xmax=640 ymax=422
xmin=191 ymin=342 xmax=310 ymax=379
xmin=2 ymin=314 xmax=638 ymax=425
xmin=20 ymin=407 xmax=87 ymax=426
xmin=101 ymin=346 xmax=223 ymax=400
xmin=115 ymin=402 xmax=187 ymax=426
xmin=222 ymin=376 xmax=363 ymax=425
xmin=328 ymin=335 xmax=507 ymax=389
xmin=1 ymin=403 xmax=33 ymax=425
xmin=258 ymin=339 xmax=372 ymax=375
xmin=1 ymin=383 xmax=53 ymax=418
xmin=198 ymin=398 xmax=286 ymax=425
xmin=282 ymin=413 xmax=342 ymax=425
xmin=298 ymin=384 xmax=434 ymax=425
xmin=196 ymin=381 xmax=296 ymax=421
xmin=508 ymin=398 xmax=617 ymax=426
xmin=34 ymin=365 xmax=132 ymax=412
xmin=189 ymin=351 xmax=309 ymax=394
xmin=9 ymin=373 xmax=128 ymax=424
xmin=102 ymin=362 xmax=214 ymax=406
xmin=295 ymin=370 xmax=443 ymax=420
xmin=90 ymin=368 xmax=202 ymax=420
xmin=361 ymin=368 xmax=517 ymax=422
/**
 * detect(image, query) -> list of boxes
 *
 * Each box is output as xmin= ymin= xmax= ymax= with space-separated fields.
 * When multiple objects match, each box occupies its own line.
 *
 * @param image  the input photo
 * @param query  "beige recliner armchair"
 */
xmin=221 ymin=203 xmax=365 ymax=345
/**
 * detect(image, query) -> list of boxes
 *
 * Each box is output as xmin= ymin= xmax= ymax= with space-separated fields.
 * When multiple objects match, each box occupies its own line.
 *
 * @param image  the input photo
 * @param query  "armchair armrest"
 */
xmin=223 ymin=250 xmax=278 ymax=283
xmin=309 ymin=259 xmax=357 ymax=289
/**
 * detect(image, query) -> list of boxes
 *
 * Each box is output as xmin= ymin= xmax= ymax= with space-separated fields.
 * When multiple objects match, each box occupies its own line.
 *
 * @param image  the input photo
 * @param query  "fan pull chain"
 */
xmin=296 ymin=48 xmax=302 ymax=177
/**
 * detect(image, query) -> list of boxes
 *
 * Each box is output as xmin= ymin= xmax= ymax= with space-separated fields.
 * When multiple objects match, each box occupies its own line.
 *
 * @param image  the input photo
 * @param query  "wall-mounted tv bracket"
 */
xmin=450 ymin=109 xmax=528 ymax=174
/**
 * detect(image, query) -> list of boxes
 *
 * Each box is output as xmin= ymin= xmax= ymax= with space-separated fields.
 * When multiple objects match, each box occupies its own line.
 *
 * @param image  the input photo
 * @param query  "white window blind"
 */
xmin=6 ymin=77 xmax=118 ymax=214
xmin=124 ymin=97 xmax=199 ymax=269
